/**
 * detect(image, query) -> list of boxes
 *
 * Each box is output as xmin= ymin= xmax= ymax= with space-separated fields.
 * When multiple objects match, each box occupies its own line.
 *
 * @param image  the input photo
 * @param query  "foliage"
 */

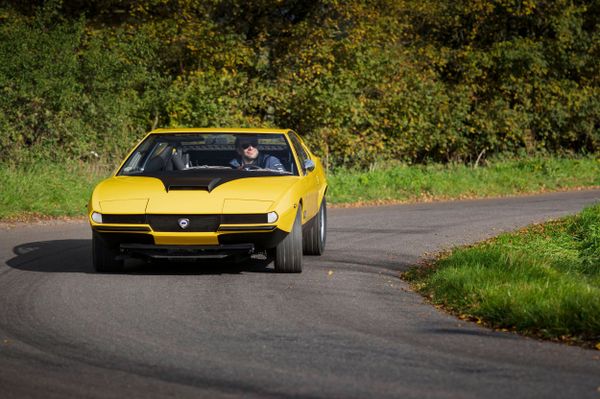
xmin=0 ymin=4 xmax=170 ymax=164
xmin=0 ymin=0 xmax=598 ymax=168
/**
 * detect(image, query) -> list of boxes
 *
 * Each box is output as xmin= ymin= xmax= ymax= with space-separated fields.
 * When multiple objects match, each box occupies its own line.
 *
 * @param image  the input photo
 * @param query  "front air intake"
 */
xmin=147 ymin=215 xmax=220 ymax=232
xmin=167 ymin=185 xmax=210 ymax=191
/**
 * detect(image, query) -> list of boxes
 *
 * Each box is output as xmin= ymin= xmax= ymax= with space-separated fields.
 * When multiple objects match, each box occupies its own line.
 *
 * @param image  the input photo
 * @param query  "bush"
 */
xmin=0 ymin=0 xmax=598 ymax=168
xmin=0 ymin=6 xmax=169 ymax=164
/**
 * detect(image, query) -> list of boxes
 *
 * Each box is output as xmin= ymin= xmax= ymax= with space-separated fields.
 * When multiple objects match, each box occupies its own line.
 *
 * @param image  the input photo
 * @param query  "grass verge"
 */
xmin=328 ymin=156 xmax=599 ymax=205
xmin=403 ymin=202 xmax=600 ymax=348
xmin=0 ymin=156 xmax=598 ymax=220
xmin=0 ymin=162 xmax=109 ymax=221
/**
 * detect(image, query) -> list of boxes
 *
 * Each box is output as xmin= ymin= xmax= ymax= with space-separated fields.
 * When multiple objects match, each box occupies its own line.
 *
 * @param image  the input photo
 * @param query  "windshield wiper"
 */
xmin=187 ymin=165 xmax=233 ymax=170
xmin=243 ymin=168 xmax=292 ymax=174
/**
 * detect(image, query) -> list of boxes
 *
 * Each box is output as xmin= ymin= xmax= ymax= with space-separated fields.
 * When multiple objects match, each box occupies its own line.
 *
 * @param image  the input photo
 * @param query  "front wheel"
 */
xmin=92 ymin=232 xmax=124 ymax=273
xmin=270 ymin=206 xmax=303 ymax=273
xmin=303 ymin=197 xmax=327 ymax=255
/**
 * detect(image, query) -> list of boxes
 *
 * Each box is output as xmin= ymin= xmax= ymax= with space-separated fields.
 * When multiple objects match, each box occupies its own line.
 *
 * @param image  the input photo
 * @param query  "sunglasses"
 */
xmin=240 ymin=142 xmax=258 ymax=149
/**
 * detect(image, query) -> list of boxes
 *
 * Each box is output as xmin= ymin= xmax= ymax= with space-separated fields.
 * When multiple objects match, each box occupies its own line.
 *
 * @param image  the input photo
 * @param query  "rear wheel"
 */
xmin=92 ymin=232 xmax=124 ymax=273
xmin=303 ymin=197 xmax=327 ymax=255
xmin=271 ymin=206 xmax=303 ymax=273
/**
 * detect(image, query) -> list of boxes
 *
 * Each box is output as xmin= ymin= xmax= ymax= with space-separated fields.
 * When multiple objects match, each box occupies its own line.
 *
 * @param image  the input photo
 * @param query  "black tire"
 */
xmin=271 ymin=206 xmax=303 ymax=273
xmin=303 ymin=197 xmax=327 ymax=255
xmin=92 ymin=232 xmax=124 ymax=273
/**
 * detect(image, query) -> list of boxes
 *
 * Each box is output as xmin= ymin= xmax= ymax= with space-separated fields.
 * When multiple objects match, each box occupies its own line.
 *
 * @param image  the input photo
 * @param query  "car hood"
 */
xmin=91 ymin=173 xmax=300 ymax=214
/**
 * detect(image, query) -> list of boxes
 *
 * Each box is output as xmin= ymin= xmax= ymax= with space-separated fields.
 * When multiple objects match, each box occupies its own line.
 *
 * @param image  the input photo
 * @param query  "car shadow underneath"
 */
xmin=7 ymin=240 xmax=274 ymax=275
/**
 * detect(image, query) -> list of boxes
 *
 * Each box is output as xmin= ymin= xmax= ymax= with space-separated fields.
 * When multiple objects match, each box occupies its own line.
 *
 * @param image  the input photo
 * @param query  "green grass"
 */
xmin=0 ymin=162 xmax=109 ymax=220
xmin=0 ymin=156 xmax=598 ymax=220
xmin=328 ymin=156 xmax=599 ymax=204
xmin=404 ymin=203 xmax=600 ymax=346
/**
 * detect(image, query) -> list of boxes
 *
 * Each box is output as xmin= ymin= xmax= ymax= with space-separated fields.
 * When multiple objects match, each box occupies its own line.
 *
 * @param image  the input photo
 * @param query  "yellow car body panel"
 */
xmin=88 ymin=128 xmax=327 ymax=260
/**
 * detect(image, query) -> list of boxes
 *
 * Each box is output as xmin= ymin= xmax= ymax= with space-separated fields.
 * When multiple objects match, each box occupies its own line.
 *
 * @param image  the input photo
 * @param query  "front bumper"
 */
xmin=90 ymin=212 xmax=290 ymax=246
xmin=120 ymin=243 xmax=255 ymax=259
xmin=92 ymin=227 xmax=289 ymax=259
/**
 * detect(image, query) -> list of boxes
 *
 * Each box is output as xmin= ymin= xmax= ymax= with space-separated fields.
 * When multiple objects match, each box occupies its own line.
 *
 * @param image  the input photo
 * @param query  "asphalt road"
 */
xmin=1 ymin=190 xmax=599 ymax=399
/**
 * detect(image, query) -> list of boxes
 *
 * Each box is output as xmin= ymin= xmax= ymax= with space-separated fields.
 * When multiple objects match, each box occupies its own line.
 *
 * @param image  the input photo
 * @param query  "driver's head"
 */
xmin=235 ymin=135 xmax=259 ymax=163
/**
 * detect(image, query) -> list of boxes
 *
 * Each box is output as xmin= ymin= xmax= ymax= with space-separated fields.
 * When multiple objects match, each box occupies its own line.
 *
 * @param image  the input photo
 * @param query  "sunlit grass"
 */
xmin=405 ymin=203 xmax=600 ymax=345
xmin=328 ymin=156 xmax=599 ymax=204
xmin=0 ymin=162 xmax=109 ymax=220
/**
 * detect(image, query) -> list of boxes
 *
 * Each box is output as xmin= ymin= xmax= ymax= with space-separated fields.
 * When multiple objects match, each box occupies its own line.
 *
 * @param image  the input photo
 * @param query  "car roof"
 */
xmin=150 ymin=128 xmax=291 ymax=135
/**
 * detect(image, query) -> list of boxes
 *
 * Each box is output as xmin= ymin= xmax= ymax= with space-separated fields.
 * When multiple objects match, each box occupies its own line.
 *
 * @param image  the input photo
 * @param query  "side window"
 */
xmin=288 ymin=133 xmax=310 ymax=174
xmin=119 ymin=136 xmax=158 ymax=175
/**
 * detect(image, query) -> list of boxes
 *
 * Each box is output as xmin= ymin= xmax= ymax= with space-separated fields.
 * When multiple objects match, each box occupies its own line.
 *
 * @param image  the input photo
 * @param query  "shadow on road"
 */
xmin=7 ymin=237 xmax=418 ymax=277
xmin=7 ymin=240 xmax=273 ymax=275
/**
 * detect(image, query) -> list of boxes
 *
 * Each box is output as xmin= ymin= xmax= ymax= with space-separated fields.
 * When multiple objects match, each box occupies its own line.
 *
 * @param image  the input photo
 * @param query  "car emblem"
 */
xmin=178 ymin=218 xmax=190 ymax=229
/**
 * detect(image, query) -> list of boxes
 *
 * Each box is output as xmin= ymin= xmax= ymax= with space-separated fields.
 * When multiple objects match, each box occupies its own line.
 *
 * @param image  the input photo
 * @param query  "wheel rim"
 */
xmin=319 ymin=205 xmax=325 ymax=243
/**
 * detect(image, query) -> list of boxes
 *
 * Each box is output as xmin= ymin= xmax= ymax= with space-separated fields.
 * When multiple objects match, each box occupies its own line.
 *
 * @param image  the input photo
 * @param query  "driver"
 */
xmin=230 ymin=136 xmax=285 ymax=171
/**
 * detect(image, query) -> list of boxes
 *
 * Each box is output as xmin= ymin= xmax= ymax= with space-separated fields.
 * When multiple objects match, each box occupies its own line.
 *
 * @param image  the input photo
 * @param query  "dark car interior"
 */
xmin=127 ymin=136 xmax=297 ymax=175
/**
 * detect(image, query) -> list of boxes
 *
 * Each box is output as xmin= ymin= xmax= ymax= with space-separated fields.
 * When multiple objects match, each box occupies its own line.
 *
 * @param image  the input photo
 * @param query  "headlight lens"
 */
xmin=91 ymin=212 xmax=103 ymax=224
xmin=267 ymin=211 xmax=278 ymax=223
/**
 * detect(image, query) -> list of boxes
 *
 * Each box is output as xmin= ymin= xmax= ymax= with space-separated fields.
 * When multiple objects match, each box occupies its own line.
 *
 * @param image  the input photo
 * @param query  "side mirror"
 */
xmin=304 ymin=159 xmax=316 ymax=172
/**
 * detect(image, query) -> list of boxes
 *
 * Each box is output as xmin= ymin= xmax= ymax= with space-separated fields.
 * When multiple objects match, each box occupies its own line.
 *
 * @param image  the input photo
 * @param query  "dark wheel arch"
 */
xmin=270 ymin=206 xmax=303 ymax=273
xmin=303 ymin=197 xmax=326 ymax=255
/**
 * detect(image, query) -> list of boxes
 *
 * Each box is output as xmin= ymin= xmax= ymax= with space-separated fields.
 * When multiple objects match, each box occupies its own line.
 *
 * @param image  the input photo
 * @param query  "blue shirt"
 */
xmin=230 ymin=153 xmax=286 ymax=172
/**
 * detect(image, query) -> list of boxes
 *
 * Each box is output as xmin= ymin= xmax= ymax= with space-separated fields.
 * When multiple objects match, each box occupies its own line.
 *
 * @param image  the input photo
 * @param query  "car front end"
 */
xmin=88 ymin=174 xmax=302 ymax=260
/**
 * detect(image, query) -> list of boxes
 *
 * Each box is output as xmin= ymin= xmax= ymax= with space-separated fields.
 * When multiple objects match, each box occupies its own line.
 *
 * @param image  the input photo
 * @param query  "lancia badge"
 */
xmin=178 ymin=218 xmax=190 ymax=229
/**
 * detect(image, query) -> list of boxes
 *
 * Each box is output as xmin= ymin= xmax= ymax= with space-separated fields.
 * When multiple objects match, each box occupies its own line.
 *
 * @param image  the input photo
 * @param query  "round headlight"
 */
xmin=267 ymin=211 xmax=278 ymax=223
xmin=91 ymin=212 xmax=103 ymax=224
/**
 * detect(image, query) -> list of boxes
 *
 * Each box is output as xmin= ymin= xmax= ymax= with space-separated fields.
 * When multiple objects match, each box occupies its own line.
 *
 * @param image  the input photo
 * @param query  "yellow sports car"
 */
xmin=88 ymin=128 xmax=327 ymax=273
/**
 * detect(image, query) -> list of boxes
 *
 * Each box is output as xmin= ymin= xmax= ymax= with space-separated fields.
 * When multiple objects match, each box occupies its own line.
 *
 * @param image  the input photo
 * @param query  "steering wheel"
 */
xmin=242 ymin=164 xmax=262 ymax=171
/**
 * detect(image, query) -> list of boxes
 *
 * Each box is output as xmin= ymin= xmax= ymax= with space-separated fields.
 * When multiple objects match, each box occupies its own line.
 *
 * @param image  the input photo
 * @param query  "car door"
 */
xmin=288 ymin=132 xmax=318 ymax=222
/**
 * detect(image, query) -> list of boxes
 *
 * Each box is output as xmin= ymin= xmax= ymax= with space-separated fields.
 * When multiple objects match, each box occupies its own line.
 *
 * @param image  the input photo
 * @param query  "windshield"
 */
xmin=118 ymin=133 xmax=298 ymax=176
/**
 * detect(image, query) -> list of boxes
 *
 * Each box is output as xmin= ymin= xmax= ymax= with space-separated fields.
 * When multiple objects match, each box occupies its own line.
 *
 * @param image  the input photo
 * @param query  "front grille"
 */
xmin=221 ymin=214 xmax=268 ymax=224
xmin=102 ymin=214 xmax=146 ymax=224
xmin=101 ymin=213 xmax=270 ymax=232
xmin=147 ymin=214 xmax=220 ymax=232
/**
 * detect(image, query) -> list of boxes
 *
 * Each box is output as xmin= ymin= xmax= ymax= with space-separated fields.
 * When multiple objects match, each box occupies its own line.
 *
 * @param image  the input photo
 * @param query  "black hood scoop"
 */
xmin=145 ymin=170 xmax=287 ymax=193
xmin=163 ymin=176 xmax=225 ymax=192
